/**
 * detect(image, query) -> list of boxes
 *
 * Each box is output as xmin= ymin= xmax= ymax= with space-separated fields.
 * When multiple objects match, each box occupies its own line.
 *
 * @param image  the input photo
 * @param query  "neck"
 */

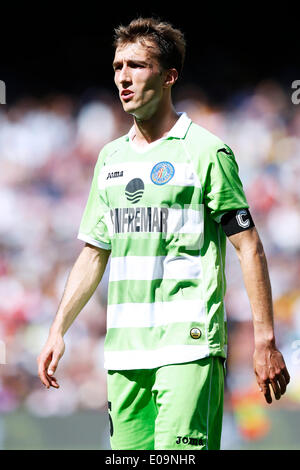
xmin=132 ymin=99 xmax=179 ymax=148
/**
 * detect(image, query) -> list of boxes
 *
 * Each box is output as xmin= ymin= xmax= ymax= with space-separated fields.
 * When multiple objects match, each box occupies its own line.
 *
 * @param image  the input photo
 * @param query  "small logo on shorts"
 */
xmin=150 ymin=161 xmax=175 ymax=185
xmin=190 ymin=328 xmax=202 ymax=339
xmin=176 ymin=436 xmax=204 ymax=446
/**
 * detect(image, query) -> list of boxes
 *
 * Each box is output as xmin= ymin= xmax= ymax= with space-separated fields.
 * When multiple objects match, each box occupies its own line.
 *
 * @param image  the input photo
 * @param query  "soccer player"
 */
xmin=37 ymin=17 xmax=290 ymax=450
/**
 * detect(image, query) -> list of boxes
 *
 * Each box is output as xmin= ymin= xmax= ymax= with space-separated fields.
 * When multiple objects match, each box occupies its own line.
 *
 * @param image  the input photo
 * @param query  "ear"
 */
xmin=163 ymin=68 xmax=178 ymax=88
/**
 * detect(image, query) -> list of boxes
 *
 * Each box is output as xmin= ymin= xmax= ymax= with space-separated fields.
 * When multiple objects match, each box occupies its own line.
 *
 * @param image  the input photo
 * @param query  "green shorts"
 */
xmin=107 ymin=356 xmax=225 ymax=450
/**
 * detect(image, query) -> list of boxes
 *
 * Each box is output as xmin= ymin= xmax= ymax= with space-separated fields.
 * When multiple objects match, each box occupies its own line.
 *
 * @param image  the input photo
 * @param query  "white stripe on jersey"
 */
xmin=109 ymin=254 xmax=202 ymax=281
xmin=107 ymin=298 xmax=205 ymax=329
xmin=98 ymin=161 xmax=202 ymax=189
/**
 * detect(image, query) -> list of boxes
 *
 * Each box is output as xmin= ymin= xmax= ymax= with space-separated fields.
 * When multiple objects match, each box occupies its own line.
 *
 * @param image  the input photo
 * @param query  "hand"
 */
xmin=37 ymin=334 xmax=65 ymax=389
xmin=253 ymin=344 xmax=290 ymax=404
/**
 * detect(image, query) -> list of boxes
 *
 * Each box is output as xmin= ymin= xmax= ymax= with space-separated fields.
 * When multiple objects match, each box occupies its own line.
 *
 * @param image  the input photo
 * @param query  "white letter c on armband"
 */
xmin=236 ymin=209 xmax=250 ymax=228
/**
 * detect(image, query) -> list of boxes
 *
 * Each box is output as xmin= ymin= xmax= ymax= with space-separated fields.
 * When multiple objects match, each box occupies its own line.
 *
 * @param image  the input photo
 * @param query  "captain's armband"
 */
xmin=220 ymin=208 xmax=255 ymax=236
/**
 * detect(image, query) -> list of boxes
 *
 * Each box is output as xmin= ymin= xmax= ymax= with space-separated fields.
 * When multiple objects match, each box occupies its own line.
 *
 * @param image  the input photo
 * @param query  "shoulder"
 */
xmin=184 ymin=121 xmax=230 ymax=172
xmin=97 ymin=134 xmax=128 ymax=165
xmin=186 ymin=121 xmax=225 ymax=155
xmin=183 ymin=119 xmax=240 ymax=182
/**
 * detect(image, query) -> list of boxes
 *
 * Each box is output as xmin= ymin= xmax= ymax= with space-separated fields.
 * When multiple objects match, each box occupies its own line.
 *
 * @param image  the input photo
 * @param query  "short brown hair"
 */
xmin=113 ymin=17 xmax=186 ymax=79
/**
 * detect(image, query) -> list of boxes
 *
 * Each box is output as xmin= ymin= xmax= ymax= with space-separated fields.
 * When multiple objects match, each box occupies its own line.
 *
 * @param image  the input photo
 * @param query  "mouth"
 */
xmin=121 ymin=89 xmax=134 ymax=102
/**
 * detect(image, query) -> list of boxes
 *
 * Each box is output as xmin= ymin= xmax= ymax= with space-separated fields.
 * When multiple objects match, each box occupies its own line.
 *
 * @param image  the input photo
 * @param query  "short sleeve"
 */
xmin=77 ymin=151 xmax=111 ymax=250
xmin=204 ymin=144 xmax=249 ymax=223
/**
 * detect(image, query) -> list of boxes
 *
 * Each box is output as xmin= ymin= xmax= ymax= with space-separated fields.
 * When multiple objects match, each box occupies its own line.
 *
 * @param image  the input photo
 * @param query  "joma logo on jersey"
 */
xmin=110 ymin=207 xmax=168 ymax=234
xmin=106 ymin=170 xmax=124 ymax=179
xmin=176 ymin=436 xmax=204 ymax=446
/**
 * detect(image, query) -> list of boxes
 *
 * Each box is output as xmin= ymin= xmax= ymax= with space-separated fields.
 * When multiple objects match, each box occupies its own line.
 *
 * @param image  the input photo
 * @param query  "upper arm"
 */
xmin=85 ymin=241 xmax=111 ymax=257
xmin=77 ymin=149 xmax=112 ymax=250
xmin=84 ymin=242 xmax=111 ymax=267
xmin=204 ymin=144 xmax=249 ymax=223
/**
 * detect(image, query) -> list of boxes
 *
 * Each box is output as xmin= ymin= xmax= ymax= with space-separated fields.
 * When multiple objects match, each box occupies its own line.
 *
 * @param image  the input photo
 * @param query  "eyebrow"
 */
xmin=112 ymin=59 xmax=150 ymax=69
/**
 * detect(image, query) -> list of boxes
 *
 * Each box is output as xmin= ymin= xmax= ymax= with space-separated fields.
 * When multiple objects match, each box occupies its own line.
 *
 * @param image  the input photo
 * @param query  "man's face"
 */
xmin=113 ymin=40 xmax=166 ymax=120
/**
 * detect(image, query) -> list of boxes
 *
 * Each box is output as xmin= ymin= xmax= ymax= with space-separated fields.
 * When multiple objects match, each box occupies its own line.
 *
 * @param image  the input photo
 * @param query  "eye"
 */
xmin=113 ymin=64 xmax=122 ymax=71
xmin=130 ymin=62 xmax=145 ymax=69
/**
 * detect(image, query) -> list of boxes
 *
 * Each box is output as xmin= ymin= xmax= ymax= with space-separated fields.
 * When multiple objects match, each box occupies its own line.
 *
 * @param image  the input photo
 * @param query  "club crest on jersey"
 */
xmin=150 ymin=161 xmax=175 ymax=185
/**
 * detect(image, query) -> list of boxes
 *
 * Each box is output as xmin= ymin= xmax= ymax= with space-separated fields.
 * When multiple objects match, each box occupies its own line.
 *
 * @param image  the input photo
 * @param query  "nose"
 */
xmin=119 ymin=64 xmax=132 ymax=86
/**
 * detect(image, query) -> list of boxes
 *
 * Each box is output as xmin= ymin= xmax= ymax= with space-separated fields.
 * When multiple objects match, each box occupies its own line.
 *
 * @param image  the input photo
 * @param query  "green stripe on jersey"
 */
xmin=110 ymin=236 xmax=201 ymax=258
xmin=78 ymin=113 xmax=248 ymax=370
xmin=108 ymin=278 xmax=202 ymax=304
xmin=105 ymin=322 xmax=208 ymax=351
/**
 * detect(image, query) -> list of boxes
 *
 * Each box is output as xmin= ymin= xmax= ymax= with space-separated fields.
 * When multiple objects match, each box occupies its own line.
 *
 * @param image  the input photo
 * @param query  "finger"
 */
xmin=282 ymin=367 xmax=290 ymax=385
xmin=46 ymin=372 xmax=57 ymax=381
xmin=47 ymin=376 xmax=60 ymax=389
xmin=270 ymin=379 xmax=281 ymax=400
xmin=37 ymin=357 xmax=51 ymax=388
xmin=259 ymin=382 xmax=272 ymax=404
xmin=277 ymin=373 xmax=287 ymax=395
xmin=47 ymin=354 xmax=60 ymax=376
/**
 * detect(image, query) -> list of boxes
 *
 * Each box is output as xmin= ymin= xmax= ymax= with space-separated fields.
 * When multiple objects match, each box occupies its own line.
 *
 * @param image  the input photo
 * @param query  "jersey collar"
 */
xmin=126 ymin=112 xmax=192 ymax=142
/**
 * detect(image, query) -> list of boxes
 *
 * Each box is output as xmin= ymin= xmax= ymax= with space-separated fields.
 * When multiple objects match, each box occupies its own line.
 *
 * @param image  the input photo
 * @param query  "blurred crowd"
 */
xmin=0 ymin=80 xmax=300 ymax=444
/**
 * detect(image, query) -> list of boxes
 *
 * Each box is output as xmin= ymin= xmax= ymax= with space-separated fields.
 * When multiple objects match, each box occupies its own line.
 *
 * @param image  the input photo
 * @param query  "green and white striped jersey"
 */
xmin=78 ymin=113 xmax=249 ymax=370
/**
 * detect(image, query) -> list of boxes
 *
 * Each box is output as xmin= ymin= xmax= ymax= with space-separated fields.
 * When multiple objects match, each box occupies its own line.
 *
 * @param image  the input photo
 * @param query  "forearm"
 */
xmin=237 ymin=239 xmax=275 ymax=347
xmin=229 ymin=228 xmax=290 ymax=403
xmin=50 ymin=244 xmax=110 ymax=337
